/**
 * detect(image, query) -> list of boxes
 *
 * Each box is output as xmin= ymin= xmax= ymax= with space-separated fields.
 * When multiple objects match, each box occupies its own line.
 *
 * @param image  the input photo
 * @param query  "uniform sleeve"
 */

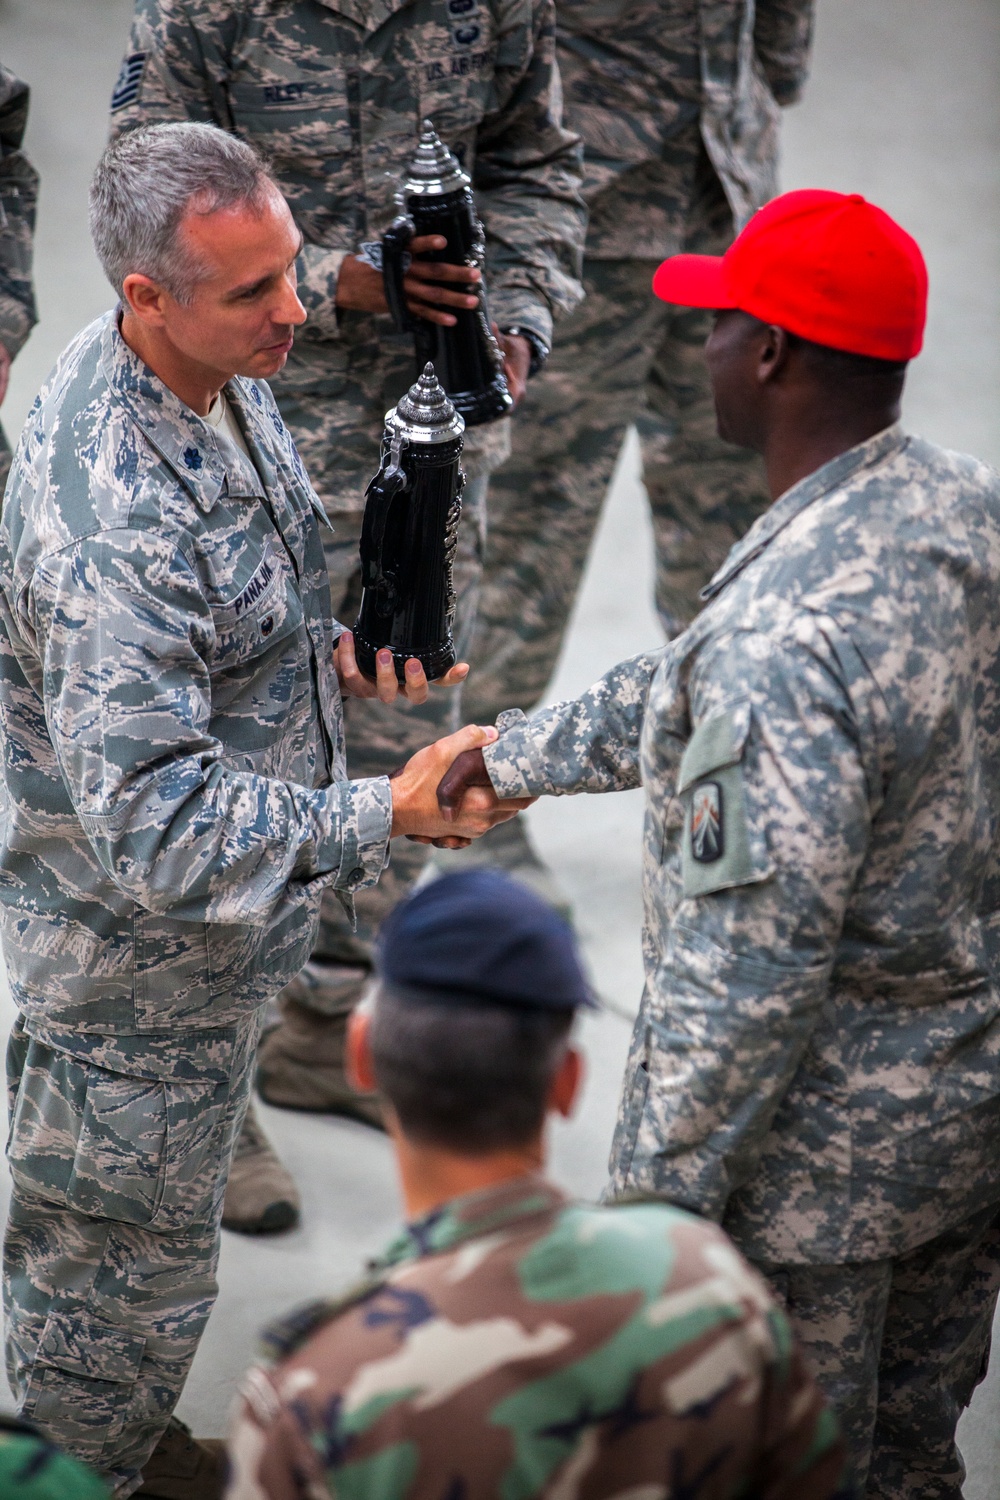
xmin=483 ymin=651 xmax=662 ymax=798
xmin=473 ymin=0 xmax=586 ymax=347
xmin=608 ymin=623 xmax=873 ymax=1218
xmin=108 ymin=0 xmax=235 ymax=133
xmin=0 ymin=66 xmax=38 ymax=361
xmin=753 ymin=0 xmax=815 ymax=105
xmin=29 ymin=529 xmax=391 ymax=925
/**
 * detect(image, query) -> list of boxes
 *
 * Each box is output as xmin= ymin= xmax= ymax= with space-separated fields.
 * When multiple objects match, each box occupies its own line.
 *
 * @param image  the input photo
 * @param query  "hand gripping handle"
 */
xmin=381 ymin=214 xmax=416 ymax=334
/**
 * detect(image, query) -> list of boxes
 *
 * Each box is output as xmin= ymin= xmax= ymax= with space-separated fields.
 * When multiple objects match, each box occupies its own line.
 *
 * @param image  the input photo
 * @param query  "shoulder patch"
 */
xmin=259 ymin=1275 xmax=386 ymax=1363
xmin=111 ymin=52 xmax=147 ymax=112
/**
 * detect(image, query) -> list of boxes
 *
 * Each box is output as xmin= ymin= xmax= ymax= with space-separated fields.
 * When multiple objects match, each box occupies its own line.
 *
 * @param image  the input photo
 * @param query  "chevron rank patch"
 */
xmin=690 ymin=781 xmax=724 ymax=864
xmin=111 ymin=52 xmax=147 ymax=112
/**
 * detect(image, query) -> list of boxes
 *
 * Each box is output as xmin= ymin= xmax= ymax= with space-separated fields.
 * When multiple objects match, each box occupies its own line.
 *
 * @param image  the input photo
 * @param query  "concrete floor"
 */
xmin=0 ymin=0 xmax=997 ymax=1489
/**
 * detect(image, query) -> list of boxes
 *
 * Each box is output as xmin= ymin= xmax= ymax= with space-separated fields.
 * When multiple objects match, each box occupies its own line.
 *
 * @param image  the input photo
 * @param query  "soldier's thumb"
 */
xmin=437 ymin=723 xmax=499 ymax=762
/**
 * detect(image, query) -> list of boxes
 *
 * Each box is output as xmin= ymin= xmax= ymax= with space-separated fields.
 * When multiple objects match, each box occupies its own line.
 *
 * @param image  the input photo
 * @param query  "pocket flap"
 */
xmin=678 ymin=700 xmax=752 ymax=793
xmin=37 ymin=1310 xmax=145 ymax=1384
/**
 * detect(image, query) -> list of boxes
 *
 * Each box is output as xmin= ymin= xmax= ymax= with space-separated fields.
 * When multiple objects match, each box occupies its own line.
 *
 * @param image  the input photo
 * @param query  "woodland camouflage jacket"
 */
xmin=226 ymin=1177 xmax=850 ymax=1498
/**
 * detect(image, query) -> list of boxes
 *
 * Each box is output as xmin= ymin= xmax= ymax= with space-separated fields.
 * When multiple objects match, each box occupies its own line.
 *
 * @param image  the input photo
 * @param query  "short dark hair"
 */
xmin=368 ymin=985 xmax=574 ymax=1154
xmin=784 ymin=329 xmax=908 ymax=399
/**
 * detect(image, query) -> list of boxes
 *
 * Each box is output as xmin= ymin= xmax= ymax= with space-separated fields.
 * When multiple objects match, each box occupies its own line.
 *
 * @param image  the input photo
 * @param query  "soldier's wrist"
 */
xmin=499 ymin=326 xmax=549 ymax=378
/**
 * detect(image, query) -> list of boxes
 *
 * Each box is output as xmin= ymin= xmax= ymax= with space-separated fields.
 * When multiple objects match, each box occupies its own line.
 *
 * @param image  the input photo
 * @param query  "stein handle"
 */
xmin=381 ymin=214 xmax=416 ymax=335
xmin=360 ymin=462 xmax=408 ymax=591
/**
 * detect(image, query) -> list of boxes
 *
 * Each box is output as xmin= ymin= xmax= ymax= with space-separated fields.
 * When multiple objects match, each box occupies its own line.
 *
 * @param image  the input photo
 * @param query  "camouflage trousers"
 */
xmin=303 ymin=476 xmax=487 ymax=1010
xmin=462 ymin=186 xmax=768 ymax=726
xmin=3 ymin=1012 xmax=261 ymax=1495
xmin=758 ymin=1199 xmax=1000 ymax=1498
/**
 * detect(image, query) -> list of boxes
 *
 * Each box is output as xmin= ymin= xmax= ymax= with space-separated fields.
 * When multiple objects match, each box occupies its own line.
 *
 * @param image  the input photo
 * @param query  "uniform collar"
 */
xmin=376 ymin=1175 xmax=567 ymax=1269
xmin=700 ymin=422 xmax=910 ymax=604
xmin=100 ymin=311 xmax=269 ymax=512
xmin=314 ymin=0 xmax=415 ymax=31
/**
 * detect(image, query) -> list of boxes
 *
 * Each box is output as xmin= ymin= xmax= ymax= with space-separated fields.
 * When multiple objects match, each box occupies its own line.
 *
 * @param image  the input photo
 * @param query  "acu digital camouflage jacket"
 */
xmin=110 ymin=0 xmax=586 ymax=508
xmin=483 ymin=426 xmax=1000 ymax=1265
xmin=556 ymin=0 xmax=814 ymax=258
xmin=226 ymin=1176 xmax=850 ymax=1499
xmin=0 ymin=313 xmax=392 ymax=1073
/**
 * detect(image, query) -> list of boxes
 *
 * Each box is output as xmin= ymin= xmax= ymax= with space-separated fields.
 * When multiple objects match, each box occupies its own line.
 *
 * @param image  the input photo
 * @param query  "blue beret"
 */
xmin=376 ymin=870 xmax=596 ymax=1011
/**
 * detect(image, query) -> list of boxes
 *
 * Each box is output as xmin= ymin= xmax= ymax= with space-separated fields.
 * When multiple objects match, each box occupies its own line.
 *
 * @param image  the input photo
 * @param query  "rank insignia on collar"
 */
xmin=691 ymin=781 xmax=724 ymax=864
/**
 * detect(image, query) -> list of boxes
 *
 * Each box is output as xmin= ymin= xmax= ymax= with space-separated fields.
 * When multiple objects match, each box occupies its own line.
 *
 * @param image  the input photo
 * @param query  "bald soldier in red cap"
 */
xmin=437 ymin=190 xmax=1000 ymax=1497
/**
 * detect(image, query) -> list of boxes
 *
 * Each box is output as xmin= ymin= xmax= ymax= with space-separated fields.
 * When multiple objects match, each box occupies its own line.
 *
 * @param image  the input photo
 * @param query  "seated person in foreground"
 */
xmin=226 ymin=870 xmax=851 ymax=1500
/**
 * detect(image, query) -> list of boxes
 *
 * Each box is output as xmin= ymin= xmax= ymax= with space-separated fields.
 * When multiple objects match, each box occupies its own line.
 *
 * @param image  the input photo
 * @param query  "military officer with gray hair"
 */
xmin=0 ymin=62 xmax=38 ymax=486
xmin=108 ymin=0 xmax=586 ymax=1231
xmin=0 ymin=120 xmax=524 ymax=1498
xmin=438 ymin=191 xmax=1000 ymax=1496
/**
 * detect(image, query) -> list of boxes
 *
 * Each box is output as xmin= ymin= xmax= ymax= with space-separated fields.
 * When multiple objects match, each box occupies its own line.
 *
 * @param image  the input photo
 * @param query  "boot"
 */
xmin=222 ymin=1100 xmax=300 ymax=1235
xmin=256 ymin=966 xmax=385 ymax=1128
xmin=134 ymin=1418 xmax=226 ymax=1499
xmin=431 ymin=812 xmax=573 ymax=920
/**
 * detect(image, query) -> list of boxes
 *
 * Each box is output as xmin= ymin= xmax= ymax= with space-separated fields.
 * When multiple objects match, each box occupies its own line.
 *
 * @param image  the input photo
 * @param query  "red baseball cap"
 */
xmin=653 ymin=189 xmax=927 ymax=361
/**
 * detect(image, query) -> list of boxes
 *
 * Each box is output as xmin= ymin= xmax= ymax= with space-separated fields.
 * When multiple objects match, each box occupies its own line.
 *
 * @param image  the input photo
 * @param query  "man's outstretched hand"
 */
xmin=390 ymin=725 xmax=533 ymax=848
xmin=336 ymin=629 xmax=468 ymax=705
xmin=437 ymin=746 xmax=493 ymax=822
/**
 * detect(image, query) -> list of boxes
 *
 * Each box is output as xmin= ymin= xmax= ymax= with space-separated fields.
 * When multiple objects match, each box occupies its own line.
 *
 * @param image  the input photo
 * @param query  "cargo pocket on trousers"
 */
xmin=22 ymin=1308 xmax=145 ymax=1465
xmin=7 ymin=1045 xmax=226 ymax=1232
xmin=677 ymin=700 xmax=772 ymax=898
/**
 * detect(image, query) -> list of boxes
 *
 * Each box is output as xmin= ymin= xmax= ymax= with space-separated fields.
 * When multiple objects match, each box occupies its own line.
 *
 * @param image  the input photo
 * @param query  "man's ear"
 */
xmin=346 ymin=1009 xmax=377 ymax=1095
xmin=121 ymin=272 xmax=170 ymax=326
xmin=549 ymin=1044 xmax=584 ymax=1120
xmin=757 ymin=323 xmax=791 ymax=386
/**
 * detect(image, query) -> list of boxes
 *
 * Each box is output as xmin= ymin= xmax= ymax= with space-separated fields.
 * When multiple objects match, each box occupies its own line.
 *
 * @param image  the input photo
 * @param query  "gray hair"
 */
xmin=89 ymin=122 xmax=275 ymax=304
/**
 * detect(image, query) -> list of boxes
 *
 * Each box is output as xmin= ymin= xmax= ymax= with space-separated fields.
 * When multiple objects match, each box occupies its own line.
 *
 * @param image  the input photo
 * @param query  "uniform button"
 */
xmin=260 ymin=615 xmax=274 ymax=637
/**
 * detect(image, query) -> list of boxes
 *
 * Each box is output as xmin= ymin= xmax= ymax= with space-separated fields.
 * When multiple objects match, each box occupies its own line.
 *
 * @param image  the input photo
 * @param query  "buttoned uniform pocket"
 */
xmin=677 ymin=700 xmax=772 ymax=898
xmin=7 ymin=1040 xmax=228 ymax=1234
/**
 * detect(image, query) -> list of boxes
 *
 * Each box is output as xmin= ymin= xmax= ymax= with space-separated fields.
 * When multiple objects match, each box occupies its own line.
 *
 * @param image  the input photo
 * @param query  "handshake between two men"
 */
xmin=334 ymin=628 xmax=530 ymax=850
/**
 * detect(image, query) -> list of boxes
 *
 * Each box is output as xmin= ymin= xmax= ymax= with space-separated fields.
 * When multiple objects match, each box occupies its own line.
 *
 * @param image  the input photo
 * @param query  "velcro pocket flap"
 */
xmin=36 ymin=1309 xmax=145 ymax=1384
xmin=677 ymin=699 xmax=752 ymax=793
xmin=677 ymin=700 xmax=772 ymax=898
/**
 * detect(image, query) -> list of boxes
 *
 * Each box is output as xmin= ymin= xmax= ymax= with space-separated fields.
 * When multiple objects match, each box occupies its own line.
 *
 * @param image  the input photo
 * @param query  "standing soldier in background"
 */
xmin=462 ymin=0 xmax=813 ymax=894
xmin=0 ymin=64 xmax=38 ymax=488
xmin=109 ymin=0 xmax=586 ymax=1233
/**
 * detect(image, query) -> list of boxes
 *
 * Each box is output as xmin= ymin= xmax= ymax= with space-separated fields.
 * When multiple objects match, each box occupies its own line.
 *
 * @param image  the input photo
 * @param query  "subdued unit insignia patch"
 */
xmin=691 ymin=780 xmax=723 ymax=863
xmin=111 ymin=53 xmax=147 ymax=112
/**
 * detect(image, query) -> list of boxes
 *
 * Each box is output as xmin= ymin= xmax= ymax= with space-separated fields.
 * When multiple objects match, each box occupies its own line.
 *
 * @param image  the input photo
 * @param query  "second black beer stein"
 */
xmin=381 ymin=120 xmax=513 ymax=428
xmin=353 ymin=363 xmax=465 ymax=684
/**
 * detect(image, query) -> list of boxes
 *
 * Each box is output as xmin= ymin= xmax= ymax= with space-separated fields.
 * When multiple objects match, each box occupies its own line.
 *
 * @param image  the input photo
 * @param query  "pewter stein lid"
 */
xmin=403 ymin=119 xmax=470 ymax=198
xmin=385 ymin=363 xmax=466 ymax=445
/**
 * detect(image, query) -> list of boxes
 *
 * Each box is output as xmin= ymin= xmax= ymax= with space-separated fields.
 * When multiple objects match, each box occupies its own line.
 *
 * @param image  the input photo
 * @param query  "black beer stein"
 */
xmin=353 ymin=364 xmax=465 ymax=684
xmin=381 ymin=120 xmax=513 ymax=428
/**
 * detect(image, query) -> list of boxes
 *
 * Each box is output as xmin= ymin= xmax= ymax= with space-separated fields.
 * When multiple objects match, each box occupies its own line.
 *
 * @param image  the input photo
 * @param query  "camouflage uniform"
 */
xmin=481 ymin=427 xmax=1000 ymax=1493
xmin=0 ymin=311 xmax=394 ymax=1491
xmin=0 ymin=64 xmax=38 ymax=487
xmin=225 ymin=1176 xmax=851 ymax=1499
xmin=111 ymin=0 xmax=586 ymax=1011
xmin=463 ymin=0 xmax=813 ymax=729
xmin=0 ymin=1415 xmax=109 ymax=1500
